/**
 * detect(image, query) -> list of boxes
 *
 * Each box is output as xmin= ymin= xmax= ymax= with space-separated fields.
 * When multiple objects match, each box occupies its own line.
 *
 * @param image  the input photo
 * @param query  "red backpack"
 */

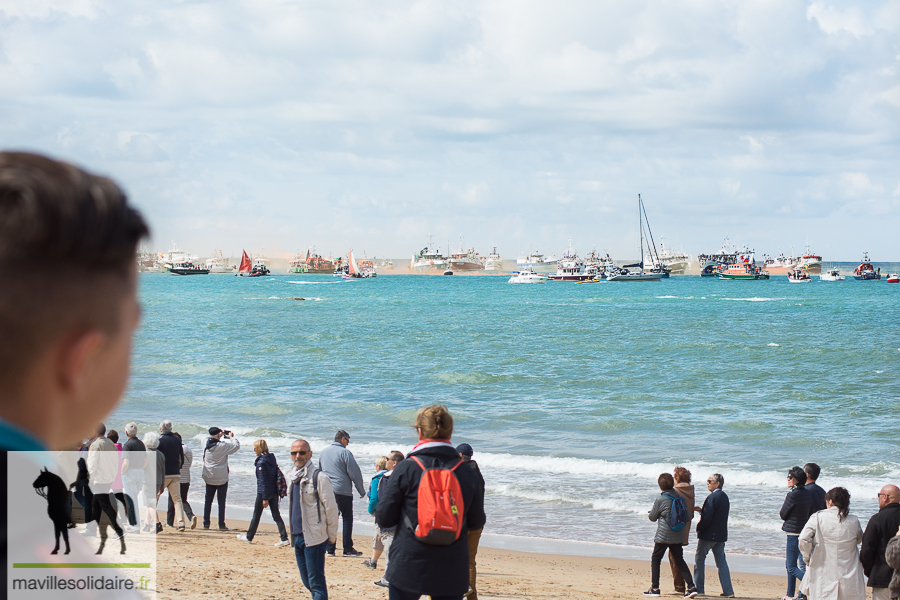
xmin=404 ymin=456 xmax=465 ymax=545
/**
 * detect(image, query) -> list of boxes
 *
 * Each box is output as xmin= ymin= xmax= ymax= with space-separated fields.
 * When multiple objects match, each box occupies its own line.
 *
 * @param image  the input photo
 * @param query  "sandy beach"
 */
xmin=154 ymin=517 xmax=785 ymax=600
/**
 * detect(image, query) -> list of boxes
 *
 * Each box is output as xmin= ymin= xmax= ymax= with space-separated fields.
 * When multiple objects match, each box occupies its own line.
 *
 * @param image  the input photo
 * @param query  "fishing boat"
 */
xmin=717 ymin=262 xmax=769 ymax=280
xmin=206 ymin=250 xmax=236 ymax=273
xmin=508 ymin=268 xmax=548 ymax=284
xmin=357 ymin=254 xmax=377 ymax=277
xmin=484 ymin=247 xmax=503 ymax=271
xmin=798 ymin=244 xmax=823 ymax=275
xmin=853 ymin=253 xmax=881 ymax=280
xmin=698 ymin=238 xmax=742 ymax=276
xmin=607 ymin=195 xmax=663 ymax=282
xmin=887 ymin=274 xmax=899 ymax=284
xmin=645 ymin=238 xmax=690 ymax=275
xmin=169 ymin=261 xmax=209 ymax=275
xmin=290 ymin=249 xmax=335 ymax=274
xmin=447 ymin=237 xmax=485 ymax=271
xmin=761 ymin=251 xmax=801 ymax=276
xmin=516 ymin=249 xmax=559 ymax=273
xmin=787 ymin=268 xmax=812 ymax=282
xmin=410 ymin=236 xmax=448 ymax=273
xmin=820 ymin=268 xmax=844 ymax=281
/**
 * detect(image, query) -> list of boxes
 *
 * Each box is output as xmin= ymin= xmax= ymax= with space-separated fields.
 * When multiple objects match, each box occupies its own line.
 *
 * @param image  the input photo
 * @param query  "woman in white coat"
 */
xmin=799 ymin=487 xmax=865 ymax=600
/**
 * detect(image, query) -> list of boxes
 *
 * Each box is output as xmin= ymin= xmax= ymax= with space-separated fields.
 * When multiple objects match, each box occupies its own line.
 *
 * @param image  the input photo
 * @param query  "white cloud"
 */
xmin=0 ymin=0 xmax=897 ymax=259
xmin=806 ymin=2 xmax=874 ymax=37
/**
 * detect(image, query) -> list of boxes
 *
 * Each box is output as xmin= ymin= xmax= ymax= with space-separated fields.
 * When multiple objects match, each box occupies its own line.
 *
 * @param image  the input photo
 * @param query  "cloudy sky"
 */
xmin=1 ymin=0 xmax=898 ymax=261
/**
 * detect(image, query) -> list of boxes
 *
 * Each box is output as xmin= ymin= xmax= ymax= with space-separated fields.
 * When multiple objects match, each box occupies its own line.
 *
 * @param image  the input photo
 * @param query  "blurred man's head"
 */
xmin=0 ymin=152 xmax=148 ymax=449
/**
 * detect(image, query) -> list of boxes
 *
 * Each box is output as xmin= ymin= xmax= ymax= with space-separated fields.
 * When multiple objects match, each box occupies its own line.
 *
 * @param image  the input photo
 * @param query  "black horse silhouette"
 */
xmin=33 ymin=468 xmax=72 ymax=555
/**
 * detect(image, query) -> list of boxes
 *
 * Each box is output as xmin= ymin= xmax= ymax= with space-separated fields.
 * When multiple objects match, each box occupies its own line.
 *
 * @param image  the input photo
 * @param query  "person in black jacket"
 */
xmin=693 ymin=473 xmax=733 ymax=597
xmin=457 ymin=443 xmax=486 ymax=600
xmin=804 ymin=463 xmax=827 ymax=512
xmin=158 ymin=420 xmax=189 ymax=531
xmin=237 ymin=439 xmax=289 ymax=546
xmin=780 ymin=466 xmax=815 ymax=600
xmin=861 ymin=485 xmax=900 ymax=600
xmin=375 ymin=405 xmax=486 ymax=600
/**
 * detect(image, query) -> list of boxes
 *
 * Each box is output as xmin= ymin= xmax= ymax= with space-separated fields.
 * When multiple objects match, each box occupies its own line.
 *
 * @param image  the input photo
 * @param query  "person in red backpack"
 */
xmin=375 ymin=405 xmax=486 ymax=600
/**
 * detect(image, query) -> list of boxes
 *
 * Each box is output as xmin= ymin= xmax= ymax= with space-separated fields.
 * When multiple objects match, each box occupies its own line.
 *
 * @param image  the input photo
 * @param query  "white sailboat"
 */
xmin=607 ymin=194 xmax=663 ymax=282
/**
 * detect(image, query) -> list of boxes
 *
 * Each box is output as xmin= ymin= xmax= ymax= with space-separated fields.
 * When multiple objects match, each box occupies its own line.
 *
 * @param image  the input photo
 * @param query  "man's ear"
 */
xmin=57 ymin=329 xmax=106 ymax=398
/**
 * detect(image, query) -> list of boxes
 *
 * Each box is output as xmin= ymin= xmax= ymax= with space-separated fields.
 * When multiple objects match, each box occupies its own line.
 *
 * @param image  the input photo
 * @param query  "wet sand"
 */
xmin=154 ymin=517 xmax=785 ymax=599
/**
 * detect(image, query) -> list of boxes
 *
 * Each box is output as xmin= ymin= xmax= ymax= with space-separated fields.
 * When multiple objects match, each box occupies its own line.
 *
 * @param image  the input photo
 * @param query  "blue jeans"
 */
xmin=388 ymin=584 xmax=463 ymax=600
xmin=293 ymin=533 xmax=328 ymax=600
xmin=694 ymin=539 xmax=733 ymax=596
xmin=785 ymin=535 xmax=806 ymax=597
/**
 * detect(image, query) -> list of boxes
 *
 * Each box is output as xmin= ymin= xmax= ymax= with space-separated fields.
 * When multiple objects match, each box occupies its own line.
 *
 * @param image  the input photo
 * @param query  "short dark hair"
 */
xmin=658 ymin=473 xmax=674 ymax=491
xmin=804 ymin=463 xmax=821 ymax=481
xmin=389 ymin=451 xmax=405 ymax=463
xmin=107 ymin=429 xmax=119 ymax=443
xmin=789 ymin=466 xmax=807 ymax=486
xmin=0 ymin=152 xmax=148 ymax=390
xmin=96 ymin=423 xmax=107 ymax=437
xmin=334 ymin=430 xmax=349 ymax=442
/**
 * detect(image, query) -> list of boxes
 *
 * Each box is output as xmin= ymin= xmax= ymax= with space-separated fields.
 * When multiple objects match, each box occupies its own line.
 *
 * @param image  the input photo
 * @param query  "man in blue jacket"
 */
xmin=694 ymin=473 xmax=734 ymax=597
xmin=318 ymin=429 xmax=366 ymax=557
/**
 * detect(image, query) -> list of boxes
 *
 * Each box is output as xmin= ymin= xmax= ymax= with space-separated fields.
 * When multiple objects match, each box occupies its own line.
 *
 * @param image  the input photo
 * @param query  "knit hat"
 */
xmin=209 ymin=427 xmax=222 ymax=436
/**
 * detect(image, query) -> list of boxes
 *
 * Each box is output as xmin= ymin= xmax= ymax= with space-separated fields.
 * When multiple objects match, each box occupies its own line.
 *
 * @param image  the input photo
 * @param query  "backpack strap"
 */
xmin=311 ymin=467 xmax=322 ymax=523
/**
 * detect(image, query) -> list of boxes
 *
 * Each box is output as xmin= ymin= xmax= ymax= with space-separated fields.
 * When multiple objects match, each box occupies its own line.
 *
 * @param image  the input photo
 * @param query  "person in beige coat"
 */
xmin=798 ymin=487 xmax=865 ymax=600
xmin=669 ymin=466 xmax=696 ymax=594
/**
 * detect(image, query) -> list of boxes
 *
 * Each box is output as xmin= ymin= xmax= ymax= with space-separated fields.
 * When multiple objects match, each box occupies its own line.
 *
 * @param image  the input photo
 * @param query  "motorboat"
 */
xmin=787 ymin=268 xmax=812 ymax=282
xmin=853 ymin=253 xmax=881 ymax=280
xmin=887 ymin=274 xmax=899 ymax=284
xmin=443 ymin=269 xmax=454 ymax=276
xmin=169 ymin=261 xmax=209 ymax=275
xmin=508 ymin=268 xmax=548 ymax=284
xmin=820 ymin=269 xmax=844 ymax=281
xmin=206 ymin=250 xmax=236 ymax=273
xmin=607 ymin=269 xmax=663 ymax=281
xmin=717 ymin=262 xmax=769 ymax=280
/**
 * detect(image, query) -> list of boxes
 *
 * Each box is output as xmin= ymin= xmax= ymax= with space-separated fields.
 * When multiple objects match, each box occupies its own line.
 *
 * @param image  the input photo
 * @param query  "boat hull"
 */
xmin=447 ymin=259 xmax=484 ymax=271
xmin=718 ymin=274 xmax=770 ymax=280
xmin=548 ymin=274 xmax=598 ymax=281
xmin=607 ymin=273 xmax=662 ymax=281
xmin=853 ymin=274 xmax=881 ymax=280
xmin=170 ymin=269 xmax=209 ymax=275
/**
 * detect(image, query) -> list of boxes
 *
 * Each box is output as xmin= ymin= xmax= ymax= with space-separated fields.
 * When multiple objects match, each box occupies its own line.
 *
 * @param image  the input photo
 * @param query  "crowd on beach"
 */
xmin=643 ymin=461 xmax=900 ymax=600
xmin=72 ymin=405 xmax=486 ymax=600
xmin=72 ymin=413 xmax=900 ymax=600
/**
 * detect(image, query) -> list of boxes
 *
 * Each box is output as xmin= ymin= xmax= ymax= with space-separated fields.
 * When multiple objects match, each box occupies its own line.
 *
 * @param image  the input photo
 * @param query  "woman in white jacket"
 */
xmin=799 ymin=487 xmax=865 ymax=600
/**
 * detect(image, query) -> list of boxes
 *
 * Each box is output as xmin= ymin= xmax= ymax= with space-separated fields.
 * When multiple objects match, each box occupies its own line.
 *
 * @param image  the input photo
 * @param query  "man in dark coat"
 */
xmin=804 ymin=463 xmax=827 ymax=512
xmin=376 ymin=439 xmax=486 ymax=599
xmin=157 ymin=419 xmax=188 ymax=530
xmin=861 ymin=485 xmax=900 ymax=600
xmin=781 ymin=466 xmax=815 ymax=600
xmin=694 ymin=473 xmax=734 ymax=597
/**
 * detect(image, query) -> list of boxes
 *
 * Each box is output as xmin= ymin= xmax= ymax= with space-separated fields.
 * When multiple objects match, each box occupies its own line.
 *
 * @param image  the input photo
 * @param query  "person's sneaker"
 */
xmin=685 ymin=589 xmax=699 ymax=598
xmin=190 ymin=516 xmax=199 ymax=530
xmin=373 ymin=580 xmax=389 ymax=588
xmin=176 ymin=526 xmax=185 ymax=531
xmin=236 ymin=534 xmax=251 ymax=543
xmin=326 ymin=551 xmax=336 ymax=557
xmin=643 ymin=589 xmax=661 ymax=597
xmin=363 ymin=559 xmax=378 ymax=569
xmin=274 ymin=539 xmax=291 ymax=548
xmin=781 ymin=596 xmax=793 ymax=600
xmin=155 ymin=523 xmax=163 ymax=534
xmin=218 ymin=526 xmax=229 ymax=531
xmin=203 ymin=525 xmax=210 ymax=530
xmin=343 ymin=549 xmax=363 ymax=557
xmin=720 ymin=595 xmax=734 ymax=598
xmin=796 ymin=595 xmax=807 ymax=600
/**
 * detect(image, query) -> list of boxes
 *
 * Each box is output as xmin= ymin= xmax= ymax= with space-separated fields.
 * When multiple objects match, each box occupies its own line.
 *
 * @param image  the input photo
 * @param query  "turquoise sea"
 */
xmin=113 ymin=265 xmax=900 ymax=561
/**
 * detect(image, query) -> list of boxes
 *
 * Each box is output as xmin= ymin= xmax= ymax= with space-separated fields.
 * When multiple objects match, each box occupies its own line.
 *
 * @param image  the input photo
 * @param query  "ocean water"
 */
xmin=113 ymin=266 xmax=900 ymax=562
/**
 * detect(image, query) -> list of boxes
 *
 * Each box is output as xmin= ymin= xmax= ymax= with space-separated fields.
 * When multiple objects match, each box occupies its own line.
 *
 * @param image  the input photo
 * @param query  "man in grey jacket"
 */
xmin=318 ymin=429 xmax=365 ymax=557
xmin=202 ymin=427 xmax=240 ymax=530
xmin=289 ymin=439 xmax=338 ymax=600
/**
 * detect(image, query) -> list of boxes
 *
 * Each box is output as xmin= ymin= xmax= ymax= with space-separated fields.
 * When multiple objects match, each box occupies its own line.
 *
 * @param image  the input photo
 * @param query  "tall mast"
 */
xmin=639 ymin=194 xmax=644 ymax=268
